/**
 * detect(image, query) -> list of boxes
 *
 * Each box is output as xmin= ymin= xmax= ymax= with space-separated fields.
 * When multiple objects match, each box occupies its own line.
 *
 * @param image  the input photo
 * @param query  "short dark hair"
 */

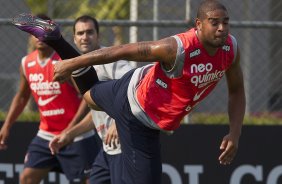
xmin=196 ymin=0 xmax=227 ymax=20
xmin=73 ymin=15 xmax=99 ymax=35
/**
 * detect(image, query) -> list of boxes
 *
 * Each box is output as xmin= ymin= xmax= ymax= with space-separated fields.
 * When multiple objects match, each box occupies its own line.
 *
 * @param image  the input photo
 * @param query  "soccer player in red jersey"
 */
xmin=12 ymin=1 xmax=246 ymax=183
xmin=0 ymin=14 xmax=99 ymax=184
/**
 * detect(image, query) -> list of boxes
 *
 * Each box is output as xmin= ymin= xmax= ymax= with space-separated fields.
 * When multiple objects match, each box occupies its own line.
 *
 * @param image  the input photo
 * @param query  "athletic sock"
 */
xmin=45 ymin=37 xmax=99 ymax=94
xmin=44 ymin=36 xmax=80 ymax=60
xmin=71 ymin=66 xmax=99 ymax=94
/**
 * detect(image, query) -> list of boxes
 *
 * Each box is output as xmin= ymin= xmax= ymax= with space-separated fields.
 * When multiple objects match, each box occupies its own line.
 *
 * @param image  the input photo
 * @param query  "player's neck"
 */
xmin=196 ymin=30 xmax=218 ymax=56
xmin=203 ymin=44 xmax=218 ymax=56
xmin=37 ymin=48 xmax=54 ymax=60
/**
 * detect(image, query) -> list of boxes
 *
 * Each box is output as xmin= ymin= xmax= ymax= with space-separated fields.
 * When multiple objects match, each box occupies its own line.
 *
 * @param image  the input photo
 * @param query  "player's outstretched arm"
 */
xmin=53 ymin=37 xmax=178 ymax=82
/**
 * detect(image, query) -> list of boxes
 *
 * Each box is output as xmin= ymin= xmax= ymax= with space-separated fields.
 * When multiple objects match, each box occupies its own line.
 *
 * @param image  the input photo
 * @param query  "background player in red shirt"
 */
xmin=0 ymin=14 xmax=99 ymax=184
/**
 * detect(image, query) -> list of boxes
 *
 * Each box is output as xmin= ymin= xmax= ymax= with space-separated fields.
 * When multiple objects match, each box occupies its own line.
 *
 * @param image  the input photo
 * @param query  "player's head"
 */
xmin=73 ymin=15 xmax=100 ymax=54
xmin=195 ymin=0 xmax=229 ymax=48
xmin=30 ymin=14 xmax=53 ymax=51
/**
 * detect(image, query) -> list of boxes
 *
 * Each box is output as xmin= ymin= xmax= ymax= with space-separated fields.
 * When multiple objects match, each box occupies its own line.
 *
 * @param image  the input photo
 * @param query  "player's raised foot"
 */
xmin=12 ymin=13 xmax=61 ymax=41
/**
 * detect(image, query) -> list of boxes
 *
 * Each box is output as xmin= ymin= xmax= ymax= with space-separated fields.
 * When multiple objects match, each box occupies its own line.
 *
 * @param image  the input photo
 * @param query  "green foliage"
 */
xmin=25 ymin=0 xmax=48 ymax=14
xmin=25 ymin=0 xmax=130 ymax=19
xmin=0 ymin=111 xmax=5 ymax=121
xmin=18 ymin=111 xmax=40 ymax=122
xmin=190 ymin=113 xmax=230 ymax=125
xmin=70 ymin=0 xmax=129 ymax=20
xmin=190 ymin=113 xmax=282 ymax=125
xmin=243 ymin=113 xmax=282 ymax=125
xmin=0 ymin=111 xmax=40 ymax=122
xmin=24 ymin=0 xmax=130 ymax=44
xmin=1 ymin=111 xmax=281 ymax=125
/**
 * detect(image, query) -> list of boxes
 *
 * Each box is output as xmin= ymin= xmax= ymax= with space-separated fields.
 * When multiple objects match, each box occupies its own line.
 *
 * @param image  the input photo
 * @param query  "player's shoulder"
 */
xmin=25 ymin=50 xmax=38 ymax=59
xmin=227 ymin=34 xmax=238 ymax=52
xmin=52 ymin=52 xmax=61 ymax=60
xmin=21 ymin=50 xmax=38 ymax=65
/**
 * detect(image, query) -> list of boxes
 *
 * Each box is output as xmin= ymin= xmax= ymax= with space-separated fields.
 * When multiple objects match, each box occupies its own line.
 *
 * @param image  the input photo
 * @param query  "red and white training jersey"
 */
xmin=128 ymin=28 xmax=237 ymax=131
xmin=21 ymin=50 xmax=81 ymax=135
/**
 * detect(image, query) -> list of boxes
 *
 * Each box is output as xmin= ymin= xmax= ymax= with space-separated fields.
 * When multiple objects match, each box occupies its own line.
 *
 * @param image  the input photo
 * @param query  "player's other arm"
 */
xmin=0 ymin=66 xmax=31 ymax=150
xmin=49 ymin=112 xmax=95 ymax=154
xmin=218 ymin=48 xmax=246 ymax=165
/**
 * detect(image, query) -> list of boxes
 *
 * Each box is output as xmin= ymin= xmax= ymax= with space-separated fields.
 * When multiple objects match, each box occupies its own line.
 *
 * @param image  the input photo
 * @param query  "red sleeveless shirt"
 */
xmin=22 ymin=50 xmax=81 ymax=134
xmin=137 ymin=28 xmax=235 ymax=130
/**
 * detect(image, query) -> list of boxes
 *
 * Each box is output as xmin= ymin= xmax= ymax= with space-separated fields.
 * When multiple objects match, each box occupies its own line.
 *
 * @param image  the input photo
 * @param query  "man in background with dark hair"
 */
xmin=49 ymin=15 xmax=133 ymax=184
xmin=0 ymin=14 xmax=99 ymax=184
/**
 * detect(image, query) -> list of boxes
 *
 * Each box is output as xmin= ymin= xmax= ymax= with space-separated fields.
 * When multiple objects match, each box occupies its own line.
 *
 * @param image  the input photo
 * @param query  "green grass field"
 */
xmin=1 ymin=110 xmax=282 ymax=125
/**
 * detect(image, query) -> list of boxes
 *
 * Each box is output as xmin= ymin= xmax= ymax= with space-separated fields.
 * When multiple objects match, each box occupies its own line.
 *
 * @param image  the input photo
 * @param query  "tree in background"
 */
xmin=25 ymin=0 xmax=130 ymax=45
xmin=72 ymin=0 xmax=129 ymax=45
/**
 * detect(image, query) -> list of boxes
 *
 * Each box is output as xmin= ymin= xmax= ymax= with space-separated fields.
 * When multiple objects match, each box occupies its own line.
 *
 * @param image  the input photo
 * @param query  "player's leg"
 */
xmin=20 ymin=167 xmax=50 ymax=184
xmin=12 ymin=13 xmax=99 ymax=96
xmin=90 ymin=70 xmax=162 ymax=184
xmin=89 ymin=149 xmax=111 ymax=184
xmin=115 ymin=108 xmax=162 ymax=184
xmin=84 ymin=91 xmax=102 ymax=110
xmin=108 ymin=153 xmax=123 ymax=184
xmin=89 ymin=151 xmax=124 ymax=184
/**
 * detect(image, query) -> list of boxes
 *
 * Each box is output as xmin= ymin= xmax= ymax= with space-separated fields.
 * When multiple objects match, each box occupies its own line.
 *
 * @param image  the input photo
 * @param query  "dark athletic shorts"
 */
xmin=90 ymin=69 xmax=162 ymax=184
xmin=24 ymin=134 xmax=101 ymax=181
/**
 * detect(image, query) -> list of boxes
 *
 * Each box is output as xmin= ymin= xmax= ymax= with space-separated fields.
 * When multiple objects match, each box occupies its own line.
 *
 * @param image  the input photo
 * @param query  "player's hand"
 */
xmin=105 ymin=122 xmax=119 ymax=149
xmin=0 ymin=127 xmax=9 ymax=150
xmin=53 ymin=60 xmax=72 ymax=83
xmin=49 ymin=133 xmax=72 ymax=155
xmin=218 ymin=133 xmax=239 ymax=165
